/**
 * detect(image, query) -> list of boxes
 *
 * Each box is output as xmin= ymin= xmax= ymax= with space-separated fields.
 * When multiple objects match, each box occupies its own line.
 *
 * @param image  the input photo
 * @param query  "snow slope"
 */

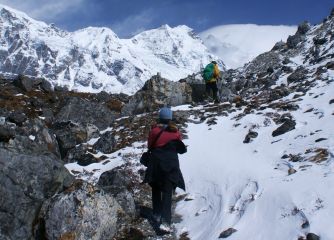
xmin=200 ymin=24 xmax=297 ymax=69
xmin=175 ymin=77 xmax=334 ymax=239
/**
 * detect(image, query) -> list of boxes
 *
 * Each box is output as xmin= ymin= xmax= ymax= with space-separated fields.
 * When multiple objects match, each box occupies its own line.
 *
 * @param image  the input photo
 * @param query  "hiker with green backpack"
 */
xmin=202 ymin=61 xmax=221 ymax=103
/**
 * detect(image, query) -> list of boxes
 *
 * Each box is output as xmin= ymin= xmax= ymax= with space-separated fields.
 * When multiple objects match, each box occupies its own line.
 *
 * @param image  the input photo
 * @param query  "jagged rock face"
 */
xmin=35 ymin=181 xmax=124 ymax=240
xmin=0 ymin=148 xmax=74 ymax=240
xmin=55 ymin=97 xmax=119 ymax=130
xmin=0 ymin=5 xmax=219 ymax=95
xmin=122 ymin=74 xmax=192 ymax=115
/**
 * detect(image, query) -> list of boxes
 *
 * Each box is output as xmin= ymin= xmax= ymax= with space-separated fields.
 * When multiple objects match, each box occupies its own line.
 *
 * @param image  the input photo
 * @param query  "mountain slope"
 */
xmin=66 ymin=8 xmax=334 ymax=240
xmin=175 ymin=11 xmax=334 ymax=240
xmin=200 ymin=24 xmax=297 ymax=69
xmin=0 ymin=4 xmax=220 ymax=95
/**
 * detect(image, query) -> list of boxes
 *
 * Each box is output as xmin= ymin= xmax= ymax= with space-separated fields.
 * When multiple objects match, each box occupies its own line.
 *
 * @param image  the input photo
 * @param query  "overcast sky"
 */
xmin=0 ymin=0 xmax=332 ymax=37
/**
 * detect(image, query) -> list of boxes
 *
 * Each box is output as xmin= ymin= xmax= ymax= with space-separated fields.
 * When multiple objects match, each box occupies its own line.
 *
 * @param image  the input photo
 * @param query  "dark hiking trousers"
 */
xmin=152 ymin=180 xmax=173 ymax=224
xmin=205 ymin=81 xmax=218 ymax=101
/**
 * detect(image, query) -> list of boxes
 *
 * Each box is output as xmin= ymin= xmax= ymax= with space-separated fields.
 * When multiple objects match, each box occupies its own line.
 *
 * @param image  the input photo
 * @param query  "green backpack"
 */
xmin=202 ymin=63 xmax=214 ymax=82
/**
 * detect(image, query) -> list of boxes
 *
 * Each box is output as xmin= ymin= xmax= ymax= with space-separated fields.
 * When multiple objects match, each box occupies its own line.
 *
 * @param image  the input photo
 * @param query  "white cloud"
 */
xmin=0 ymin=0 xmax=85 ymax=21
xmin=111 ymin=9 xmax=156 ymax=37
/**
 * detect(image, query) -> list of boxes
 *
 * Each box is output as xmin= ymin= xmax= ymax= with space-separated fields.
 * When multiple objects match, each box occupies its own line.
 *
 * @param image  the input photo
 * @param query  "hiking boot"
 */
xmin=159 ymin=222 xmax=172 ymax=233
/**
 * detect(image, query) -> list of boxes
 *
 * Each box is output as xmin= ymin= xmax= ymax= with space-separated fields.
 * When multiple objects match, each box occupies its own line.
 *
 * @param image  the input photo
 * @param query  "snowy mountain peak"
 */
xmin=0 ymin=5 xmax=220 ymax=95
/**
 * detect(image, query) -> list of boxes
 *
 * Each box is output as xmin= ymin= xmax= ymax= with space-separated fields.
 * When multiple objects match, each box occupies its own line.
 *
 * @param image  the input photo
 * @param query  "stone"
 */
xmin=55 ymin=97 xmax=118 ymax=130
xmin=326 ymin=61 xmax=334 ymax=70
xmin=329 ymin=99 xmax=334 ymax=104
xmin=272 ymin=119 xmax=296 ymax=137
xmin=7 ymin=111 xmax=27 ymax=126
xmin=65 ymin=144 xmax=97 ymax=165
xmin=219 ymin=228 xmax=237 ymax=238
xmin=287 ymin=34 xmax=303 ymax=49
xmin=93 ymin=131 xmax=117 ymax=154
xmin=52 ymin=121 xmax=88 ymax=158
xmin=35 ymin=181 xmax=123 ymax=240
xmin=98 ymin=168 xmax=136 ymax=217
xmin=13 ymin=74 xmax=34 ymax=92
xmin=288 ymin=168 xmax=297 ymax=175
xmin=0 ymin=148 xmax=74 ymax=240
xmin=297 ymin=21 xmax=311 ymax=35
xmin=313 ymin=37 xmax=327 ymax=45
xmin=122 ymin=74 xmax=192 ymax=115
xmin=0 ymin=126 xmax=14 ymax=142
xmin=306 ymin=233 xmax=320 ymax=240
xmin=287 ymin=67 xmax=308 ymax=84
xmin=243 ymin=131 xmax=258 ymax=143
xmin=272 ymin=40 xmax=286 ymax=51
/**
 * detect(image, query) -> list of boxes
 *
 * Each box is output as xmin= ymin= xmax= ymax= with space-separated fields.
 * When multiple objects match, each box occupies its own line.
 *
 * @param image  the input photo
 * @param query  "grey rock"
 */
xmin=7 ymin=111 xmax=27 ymax=126
xmin=52 ymin=121 xmax=88 ymax=158
xmin=297 ymin=21 xmax=311 ymax=35
xmin=13 ymin=74 xmax=34 ymax=92
xmin=245 ymin=52 xmax=281 ymax=74
xmin=56 ymin=97 xmax=118 ymax=129
xmin=0 ymin=126 xmax=14 ymax=142
xmin=306 ymin=233 xmax=320 ymax=240
xmin=122 ymin=74 xmax=192 ymax=115
xmin=313 ymin=37 xmax=327 ymax=45
xmin=287 ymin=34 xmax=303 ymax=49
xmin=65 ymin=145 xmax=98 ymax=166
xmin=0 ymin=148 xmax=74 ymax=240
xmin=98 ymin=168 xmax=136 ymax=217
xmin=36 ymin=181 xmax=123 ymax=240
xmin=219 ymin=228 xmax=237 ymax=238
xmin=243 ymin=131 xmax=258 ymax=143
xmin=272 ymin=119 xmax=296 ymax=137
xmin=93 ymin=131 xmax=117 ymax=154
xmin=287 ymin=67 xmax=309 ymax=84
xmin=272 ymin=40 xmax=286 ymax=51
xmin=3 ymin=119 xmax=60 ymax=157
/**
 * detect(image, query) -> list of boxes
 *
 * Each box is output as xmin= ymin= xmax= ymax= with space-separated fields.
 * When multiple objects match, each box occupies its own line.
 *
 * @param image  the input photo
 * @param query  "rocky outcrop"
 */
xmin=0 ymin=148 xmax=74 ymax=240
xmin=55 ymin=97 xmax=119 ymax=130
xmin=98 ymin=168 xmax=136 ymax=217
xmin=122 ymin=74 xmax=192 ymax=115
xmin=35 ymin=181 xmax=124 ymax=240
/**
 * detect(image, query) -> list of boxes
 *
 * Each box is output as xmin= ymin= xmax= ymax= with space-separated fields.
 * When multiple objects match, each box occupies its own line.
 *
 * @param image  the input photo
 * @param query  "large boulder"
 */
xmin=55 ymin=97 xmax=119 ymax=130
xmin=0 ymin=148 xmax=74 ymax=240
xmin=52 ymin=121 xmax=88 ymax=158
xmin=0 ymin=119 xmax=60 ymax=157
xmin=98 ymin=168 xmax=136 ymax=217
xmin=93 ymin=131 xmax=117 ymax=154
xmin=122 ymin=74 xmax=192 ymax=115
xmin=35 ymin=181 xmax=124 ymax=240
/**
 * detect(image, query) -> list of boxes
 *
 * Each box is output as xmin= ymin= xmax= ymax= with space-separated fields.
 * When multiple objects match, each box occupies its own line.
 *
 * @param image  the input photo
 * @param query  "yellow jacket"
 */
xmin=207 ymin=64 xmax=220 ymax=83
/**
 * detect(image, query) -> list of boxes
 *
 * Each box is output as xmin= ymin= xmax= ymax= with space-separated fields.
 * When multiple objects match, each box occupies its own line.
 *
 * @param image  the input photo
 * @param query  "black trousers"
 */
xmin=205 ymin=81 xmax=218 ymax=101
xmin=152 ymin=180 xmax=173 ymax=224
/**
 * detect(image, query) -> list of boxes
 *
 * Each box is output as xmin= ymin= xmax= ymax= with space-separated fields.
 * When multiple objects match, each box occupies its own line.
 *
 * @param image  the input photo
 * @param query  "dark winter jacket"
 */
xmin=144 ymin=125 xmax=187 ymax=190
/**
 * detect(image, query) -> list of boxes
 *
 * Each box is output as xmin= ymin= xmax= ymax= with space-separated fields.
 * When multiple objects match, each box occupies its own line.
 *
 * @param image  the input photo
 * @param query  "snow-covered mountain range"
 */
xmin=200 ymin=24 xmax=297 ymax=69
xmin=0 ymin=4 xmax=219 ymax=95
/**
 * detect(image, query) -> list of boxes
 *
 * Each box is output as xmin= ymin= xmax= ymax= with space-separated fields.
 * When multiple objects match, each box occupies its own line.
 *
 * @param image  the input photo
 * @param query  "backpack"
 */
xmin=202 ymin=63 xmax=215 ymax=82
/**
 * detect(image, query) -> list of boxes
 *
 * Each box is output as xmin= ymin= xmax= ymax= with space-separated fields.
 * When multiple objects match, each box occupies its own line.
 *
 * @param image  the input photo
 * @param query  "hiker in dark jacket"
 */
xmin=144 ymin=107 xmax=187 ymax=232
